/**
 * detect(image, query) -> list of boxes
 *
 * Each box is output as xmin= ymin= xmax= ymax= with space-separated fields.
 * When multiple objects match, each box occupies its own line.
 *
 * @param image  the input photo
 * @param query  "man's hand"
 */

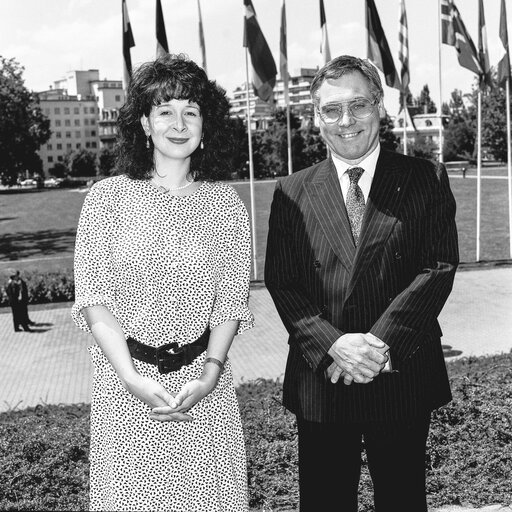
xmin=327 ymin=333 xmax=389 ymax=384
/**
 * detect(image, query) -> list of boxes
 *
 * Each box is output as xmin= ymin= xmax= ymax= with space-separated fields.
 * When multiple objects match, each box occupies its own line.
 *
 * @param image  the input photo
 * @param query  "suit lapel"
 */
xmin=304 ymin=159 xmax=356 ymax=272
xmin=346 ymin=150 xmax=409 ymax=298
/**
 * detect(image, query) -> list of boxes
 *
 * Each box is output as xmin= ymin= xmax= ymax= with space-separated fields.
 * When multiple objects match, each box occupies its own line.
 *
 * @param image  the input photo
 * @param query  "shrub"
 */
xmin=0 ymin=269 xmax=74 ymax=307
xmin=0 ymin=353 xmax=511 ymax=511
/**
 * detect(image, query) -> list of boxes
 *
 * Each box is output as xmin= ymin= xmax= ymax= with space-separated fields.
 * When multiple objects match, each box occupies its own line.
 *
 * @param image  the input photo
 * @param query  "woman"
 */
xmin=72 ymin=54 xmax=254 ymax=512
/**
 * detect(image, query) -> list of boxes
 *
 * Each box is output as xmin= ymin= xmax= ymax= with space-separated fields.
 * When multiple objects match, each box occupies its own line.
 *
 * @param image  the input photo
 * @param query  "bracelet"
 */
xmin=204 ymin=357 xmax=225 ymax=372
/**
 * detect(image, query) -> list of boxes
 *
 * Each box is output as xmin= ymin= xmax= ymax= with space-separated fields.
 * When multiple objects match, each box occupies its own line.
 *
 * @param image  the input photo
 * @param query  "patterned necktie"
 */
xmin=346 ymin=167 xmax=366 ymax=245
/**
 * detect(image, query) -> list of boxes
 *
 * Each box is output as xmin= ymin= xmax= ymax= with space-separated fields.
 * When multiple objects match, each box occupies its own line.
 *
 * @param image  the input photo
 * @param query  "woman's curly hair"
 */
xmin=115 ymin=53 xmax=233 ymax=181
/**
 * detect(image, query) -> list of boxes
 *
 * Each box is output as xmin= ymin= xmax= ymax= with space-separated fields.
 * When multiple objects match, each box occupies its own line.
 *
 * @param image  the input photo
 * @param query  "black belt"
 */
xmin=126 ymin=328 xmax=210 ymax=374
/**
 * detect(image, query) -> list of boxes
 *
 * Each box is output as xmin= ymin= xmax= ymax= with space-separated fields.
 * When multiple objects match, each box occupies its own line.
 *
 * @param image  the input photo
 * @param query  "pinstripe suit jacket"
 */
xmin=264 ymin=149 xmax=459 ymax=423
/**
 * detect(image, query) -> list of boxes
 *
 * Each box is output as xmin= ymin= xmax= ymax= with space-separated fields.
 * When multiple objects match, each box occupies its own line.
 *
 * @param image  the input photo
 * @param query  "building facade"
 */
xmin=229 ymin=67 xmax=317 ymax=129
xmin=37 ymin=70 xmax=125 ymax=175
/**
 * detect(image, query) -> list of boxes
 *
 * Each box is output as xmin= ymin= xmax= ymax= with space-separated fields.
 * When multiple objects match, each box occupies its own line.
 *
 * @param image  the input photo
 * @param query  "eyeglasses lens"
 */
xmin=320 ymin=99 xmax=375 ymax=123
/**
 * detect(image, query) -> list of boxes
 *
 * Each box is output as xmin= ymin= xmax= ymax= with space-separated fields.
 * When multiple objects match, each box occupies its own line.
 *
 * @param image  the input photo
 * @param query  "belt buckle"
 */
xmin=156 ymin=342 xmax=185 ymax=374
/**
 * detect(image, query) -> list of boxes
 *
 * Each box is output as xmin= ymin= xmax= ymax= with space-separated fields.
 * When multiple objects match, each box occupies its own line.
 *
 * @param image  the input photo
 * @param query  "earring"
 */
xmin=200 ymin=138 xmax=204 ymax=150
xmin=146 ymin=135 xmax=150 ymax=149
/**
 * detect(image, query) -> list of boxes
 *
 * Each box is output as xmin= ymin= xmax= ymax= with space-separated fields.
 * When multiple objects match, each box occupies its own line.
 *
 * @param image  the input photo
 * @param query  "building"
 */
xmin=37 ymin=70 xmax=125 ymax=175
xmin=229 ymin=67 xmax=317 ymax=130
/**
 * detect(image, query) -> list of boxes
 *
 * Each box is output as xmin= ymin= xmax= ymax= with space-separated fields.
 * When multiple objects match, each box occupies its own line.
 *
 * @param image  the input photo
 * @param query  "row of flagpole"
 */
xmin=122 ymin=0 xmax=512 ymax=267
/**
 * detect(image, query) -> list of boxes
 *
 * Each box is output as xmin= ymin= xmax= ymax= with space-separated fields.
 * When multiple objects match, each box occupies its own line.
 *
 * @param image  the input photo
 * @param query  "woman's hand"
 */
xmin=149 ymin=374 xmax=218 ymax=422
xmin=124 ymin=374 xmax=193 ymax=422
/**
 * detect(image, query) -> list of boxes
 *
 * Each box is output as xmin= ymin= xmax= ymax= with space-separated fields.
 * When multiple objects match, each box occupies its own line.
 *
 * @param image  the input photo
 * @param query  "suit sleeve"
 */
xmin=264 ymin=181 xmax=341 ymax=372
xmin=370 ymin=163 xmax=459 ymax=363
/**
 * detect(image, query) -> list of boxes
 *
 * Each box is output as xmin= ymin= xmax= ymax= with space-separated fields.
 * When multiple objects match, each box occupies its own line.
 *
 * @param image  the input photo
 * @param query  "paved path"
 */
xmin=1 ymin=265 xmax=511 ymax=512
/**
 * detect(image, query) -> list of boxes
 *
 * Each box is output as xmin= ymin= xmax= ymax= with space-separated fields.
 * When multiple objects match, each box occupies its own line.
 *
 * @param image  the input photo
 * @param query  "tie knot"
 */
xmin=347 ymin=167 xmax=364 ymax=184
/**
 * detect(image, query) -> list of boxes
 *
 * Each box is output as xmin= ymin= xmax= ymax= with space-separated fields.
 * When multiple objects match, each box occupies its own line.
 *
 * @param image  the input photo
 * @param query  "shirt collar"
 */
xmin=331 ymin=144 xmax=381 ymax=180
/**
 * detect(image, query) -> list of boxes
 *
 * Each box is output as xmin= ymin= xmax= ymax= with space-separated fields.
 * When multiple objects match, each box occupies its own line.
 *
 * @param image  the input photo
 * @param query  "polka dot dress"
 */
xmin=71 ymin=175 xmax=254 ymax=512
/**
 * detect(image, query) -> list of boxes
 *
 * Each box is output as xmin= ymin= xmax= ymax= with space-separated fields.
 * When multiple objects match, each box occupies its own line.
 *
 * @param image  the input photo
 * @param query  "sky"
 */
xmin=0 ymin=0 xmax=508 ymax=116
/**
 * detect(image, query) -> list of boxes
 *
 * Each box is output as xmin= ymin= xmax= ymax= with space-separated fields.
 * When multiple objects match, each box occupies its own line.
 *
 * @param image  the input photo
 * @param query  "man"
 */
xmin=6 ymin=271 xmax=34 ymax=332
xmin=264 ymin=55 xmax=458 ymax=512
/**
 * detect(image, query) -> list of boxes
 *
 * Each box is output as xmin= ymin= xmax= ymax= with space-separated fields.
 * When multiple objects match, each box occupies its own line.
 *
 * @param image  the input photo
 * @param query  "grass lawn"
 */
xmin=0 ymin=170 xmax=511 ymax=283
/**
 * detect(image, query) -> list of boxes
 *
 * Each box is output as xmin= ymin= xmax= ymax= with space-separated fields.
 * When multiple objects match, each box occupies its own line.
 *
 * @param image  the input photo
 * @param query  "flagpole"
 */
xmin=507 ymin=78 xmax=512 ymax=258
xmin=476 ymin=90 xmax=482 ymax=262
xmin=437 ymin=0 xmax=444 ymax=163
xmin=286 ymin=101 xmax=292 ymax=175
xmin=244 ymin=49 xmax=258 ymax=280
xmin=402 ymin=93 xmax=407 ymax=155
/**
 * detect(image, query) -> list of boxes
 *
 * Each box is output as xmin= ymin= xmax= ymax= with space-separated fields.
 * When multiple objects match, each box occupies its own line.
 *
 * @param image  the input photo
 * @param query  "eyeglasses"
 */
xmin=317 ymin=97 xmax=378 ymax=123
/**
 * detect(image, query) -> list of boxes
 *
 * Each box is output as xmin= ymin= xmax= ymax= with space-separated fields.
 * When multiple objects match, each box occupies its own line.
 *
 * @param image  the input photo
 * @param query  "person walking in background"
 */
xmin=72 ymin=54 xmax=253 ymax=512
xmin=264 ymin=55 xmax=459 ymax=512
xmin=6 ymin=270 xmax=33 ymax=332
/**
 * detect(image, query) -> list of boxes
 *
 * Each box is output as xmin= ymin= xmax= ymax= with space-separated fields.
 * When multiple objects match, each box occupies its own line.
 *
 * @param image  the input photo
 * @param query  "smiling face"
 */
xmin=314 ymin=71 xmax=382 ymax=165
xmin=141 ymin=99 xmax=203 ymax=166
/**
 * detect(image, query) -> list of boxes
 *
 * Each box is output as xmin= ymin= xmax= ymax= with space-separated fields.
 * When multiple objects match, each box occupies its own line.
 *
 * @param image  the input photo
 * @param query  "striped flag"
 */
xmin=122 ymin=0 xmax=135 ymax=89
xmin=243 ymin=0 xmax=277 ymax=103
xmin=441 ymin=0 xmax=482 ymax=77
xmin=320 ymin=0 xmax=331 ymax=65
xmin=156 ymin=0 xmax=169 ymax=58
xmin=398 ymin=0 xmax=409 ymax=93
xmin=498 ymin=0 xmax=511 ymax=88
xmin=280 ymin=0 xmax=289 ymax=103
xmin=197 ymin=0 xmax=207 ymax=73
xmin=366 ymin=0 xmax=401 ymax=90
xmin=478 ymin=0 xmax=491 ymax=88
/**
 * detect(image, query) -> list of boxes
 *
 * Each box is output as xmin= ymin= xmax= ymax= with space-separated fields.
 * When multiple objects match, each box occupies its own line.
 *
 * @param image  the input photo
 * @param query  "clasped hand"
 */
xmin=124 ymin=374 xmax=214 ymax=422
xmin=326 ymin=333 xmax=389 ymax=386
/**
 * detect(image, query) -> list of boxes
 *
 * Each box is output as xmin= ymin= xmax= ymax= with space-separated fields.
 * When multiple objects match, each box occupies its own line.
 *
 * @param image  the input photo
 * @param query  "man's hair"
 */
xmin=310 ymin=55 xmax=384 ymax=106
xmin=115 ymin=53 xmax=233 ymax=181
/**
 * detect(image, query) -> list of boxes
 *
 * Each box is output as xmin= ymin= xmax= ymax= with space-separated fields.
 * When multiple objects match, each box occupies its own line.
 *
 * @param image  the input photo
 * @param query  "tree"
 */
xmin=98 ymin=147 xmax=117 ymax=177
xmin=0 ymin=56 xmax=51 ymax=185
xmin=49 ymin=162 xmax=68 ymax=179
xmin=379 ymin=113 xmax=399 ymax=152
xmin=68 ymin=149 xmax=97 ymax=177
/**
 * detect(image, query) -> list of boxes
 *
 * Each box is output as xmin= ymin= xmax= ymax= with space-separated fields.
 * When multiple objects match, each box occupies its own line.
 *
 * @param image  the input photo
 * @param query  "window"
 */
xmin=48 ymin=156 xmax=53 ymax=163
xmin=55 ymin=119 xmax=61 ymax=127
xmin=85 ymin=142 xmax=90 ymax=148
xmin=74 ymin=119 xmax=80 ymax=126
xmin=425 ymin=120 xmax=433 ymax=127
xmin=74 ymin=107 xmax=79 ymax=114
xmin=84 ymin=119 xmax=89 ymax=126
xmin=75 ymin=131 xmax=81 ymax=138
xmin=65 ymin=119 xmax=71 ymax=126
xmin=65 ymin=131 xmax=71 ymax=138
xmin=56 ymin=132 xmax=62 ymax=138
xmin=47 ymin=144 xmax=52 ymax=150
xmin=66 ymin=143 xmax=72 ymax=149
xmin=91 ymin=141 xmax=97 ymax=148
xmin=90 ymin=119 xmax=96 ymax=125
xmin=115 ymin=95 xmax=121 ymax=102
xmin=57 ymin=156 xmax=63 ymax=162
xmin=64 ymin=107 xmax=70 ymax=114
xmin=54 ymin=107 xmax=61 ymax=114
xmin=76 ymin=143 xmax=81 ymax=149
xmin=91 ymin=130 xmax=96 ymax=137
xmin=83 ymin=107 xmax=88 ymax=114
xmin=57 ymin=143 xmax=62 ymax=150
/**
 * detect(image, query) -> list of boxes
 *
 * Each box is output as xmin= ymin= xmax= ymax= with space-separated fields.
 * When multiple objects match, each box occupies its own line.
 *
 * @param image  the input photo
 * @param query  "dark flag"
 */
xmin=122 ymin=0 xmax=135 ymax=88
xmin=197 ymin=0 xmax=207 ymax=73
xmin=243 ymin=0 xmax=277 ymax=103
xmin=366 ymin=0 xmax=401 ymax=90
xmin=441 ymin=0 xmax=482 ymax=77
xmin=398 ymin=0 xmax=409 ymax=93
xmin=156 ymin=0 xmax=169 ymax=58
xmin=320 ymin=0 xmax=331 ymax=65
xmin=498 ymin=0 xmax=511 ymax=88
xmin=478 ymin=0 xmax=492 ymax=88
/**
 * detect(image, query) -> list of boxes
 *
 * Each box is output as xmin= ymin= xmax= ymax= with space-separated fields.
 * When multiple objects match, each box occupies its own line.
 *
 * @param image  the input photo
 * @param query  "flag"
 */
xmin=320 ymin=0 xmax=331 ymax=65
xmin=122 ymin=0 xmax=135 ymax=88
xmin=478 ymin=0 xmax=492 ymax=88
xmin=156 ymin=0 xmax=169 ymax=58
xmin=243 ymin=0 xmax=277 ymax=103
xmin=441 ymin=0 xmax=455 ymax=45
xmin=197 ymin=0 xmax=207 ymax=73
xmin=441 ymin=0 xmax=482 ymax=76
xmin=498 ymin=0 xmax=511 ymax=88
xmin=366 ymin=0 xmax=401 ymax=90
xmin=398 ymin=0 xmax=409 ymax=93
xmin=280 ymin=0 xmax=289 ymax=103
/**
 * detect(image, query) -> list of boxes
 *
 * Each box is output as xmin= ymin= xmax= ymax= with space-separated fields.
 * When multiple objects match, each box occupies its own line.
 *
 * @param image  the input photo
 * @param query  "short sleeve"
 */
xmin=71 ymin=182 xmax=119 ymax=332
xmin=209 ymin=189 xmax=254 ymax=335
